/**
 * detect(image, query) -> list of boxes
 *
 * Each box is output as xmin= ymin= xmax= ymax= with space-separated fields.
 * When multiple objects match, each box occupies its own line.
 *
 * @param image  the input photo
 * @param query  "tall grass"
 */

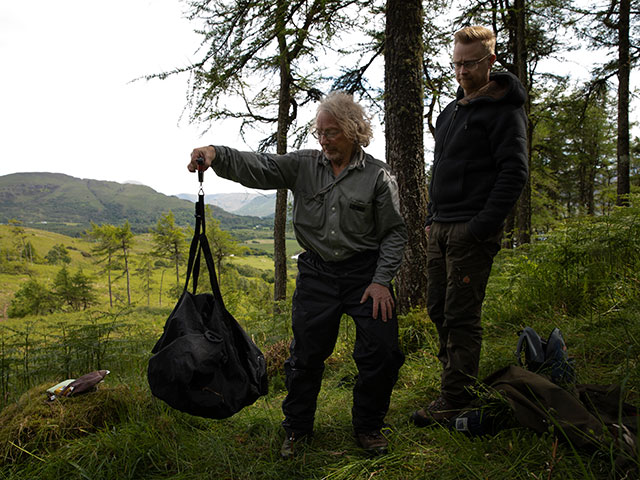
xmin=485 ymin=202 xmax=640 ymax=321
xmin=481 ymin=202 xmax=640 ymax=388
xmin=1 ymin=202 xmax=639 ymax=479
xmin=0 ymin=308 xmax=162 ymax=407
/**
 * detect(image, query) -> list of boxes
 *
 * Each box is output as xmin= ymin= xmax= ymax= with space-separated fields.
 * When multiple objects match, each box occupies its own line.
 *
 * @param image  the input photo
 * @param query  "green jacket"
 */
xmin=211 ymin=146 xmax=407 ymax=286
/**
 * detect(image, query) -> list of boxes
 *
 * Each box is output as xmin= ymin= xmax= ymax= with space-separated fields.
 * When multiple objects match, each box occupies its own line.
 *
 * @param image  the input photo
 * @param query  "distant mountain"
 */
xmin=176 ymin=192 xmax=276 ymax=218
xmin=0 ymin=173 xmax=272 ymax=236
xmin=234 ymin=194 xmax=277 ymax=218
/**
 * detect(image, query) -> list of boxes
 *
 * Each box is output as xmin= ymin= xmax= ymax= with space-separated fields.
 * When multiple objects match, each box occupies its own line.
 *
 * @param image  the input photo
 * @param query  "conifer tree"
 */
xmin=577 ymin=0 xmax=639 ymax=206
xmin=384 ymin=0 xmax=428 ymax=311
xmin=87 ymin=222 xmax=119 ymax=308
xmin=114 ymin=221 xmax=134 ymax=306
xmin=147 ymin=0 xmax=374 ymax=306
xmin=204 ymin=205 xmax=244 ymax=285
xmin=151 ymin=211 xmax=186 ymax=293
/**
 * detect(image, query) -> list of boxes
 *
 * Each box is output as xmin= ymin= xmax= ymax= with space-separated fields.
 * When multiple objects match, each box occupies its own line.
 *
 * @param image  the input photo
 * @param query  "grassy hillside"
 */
xmin=0 ymin=172 xmax=272 ymax=236
xmin=0 ymin=225 xmax=94 ymax=317
xmin=0 ymin=203 xmax=639 ymax=479
xmin=0 ymin=223 xmax=288 ymax=320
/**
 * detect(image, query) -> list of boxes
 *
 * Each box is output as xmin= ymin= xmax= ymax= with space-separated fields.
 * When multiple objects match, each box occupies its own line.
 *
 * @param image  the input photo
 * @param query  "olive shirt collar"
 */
xmin=317 ymin=146 xmax=366 ymax=173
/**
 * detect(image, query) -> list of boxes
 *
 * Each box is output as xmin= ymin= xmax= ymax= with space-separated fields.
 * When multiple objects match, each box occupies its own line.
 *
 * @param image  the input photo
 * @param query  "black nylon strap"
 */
xmin=183 ymin=195 xmax=202 ymax=293
xmin=183 ymin=193 xmax=225 ymax=307
xmin=192 ymin=194 xmax=205 ymax=294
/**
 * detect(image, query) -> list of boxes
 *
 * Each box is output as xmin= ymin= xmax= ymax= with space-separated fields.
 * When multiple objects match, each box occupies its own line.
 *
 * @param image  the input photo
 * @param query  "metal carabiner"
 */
xmin=196 ymin=157 xmax=205 ymax=194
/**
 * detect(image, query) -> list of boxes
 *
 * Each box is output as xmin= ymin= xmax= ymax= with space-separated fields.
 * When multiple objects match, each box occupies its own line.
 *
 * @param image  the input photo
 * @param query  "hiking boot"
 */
xmin=411 ymin=395 xmax=460 ymax=427
xmin=355 ymin=430 xmax=389 ymax=456
xmin=280 ymin=431 xmax=311 ymax=460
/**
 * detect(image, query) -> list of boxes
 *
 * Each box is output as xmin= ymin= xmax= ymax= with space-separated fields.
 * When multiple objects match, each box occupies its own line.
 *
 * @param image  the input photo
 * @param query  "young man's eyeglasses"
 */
xmin=312 ymin=128 xmax=341 ymax=140
xmin=450 ymin=53 xmax=491 ymax=71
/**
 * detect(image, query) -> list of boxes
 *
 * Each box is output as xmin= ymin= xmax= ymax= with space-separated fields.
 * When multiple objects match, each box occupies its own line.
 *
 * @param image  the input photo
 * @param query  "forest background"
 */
xmin=1 ymin=0 xmax=640 ymax=478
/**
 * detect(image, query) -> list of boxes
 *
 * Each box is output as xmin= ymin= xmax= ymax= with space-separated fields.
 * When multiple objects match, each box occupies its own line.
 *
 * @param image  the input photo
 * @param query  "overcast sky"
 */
xmin=1 ymin=2 xmax=635 ymax=198
xmin=0 ymin=0 xmax=288 ymax=196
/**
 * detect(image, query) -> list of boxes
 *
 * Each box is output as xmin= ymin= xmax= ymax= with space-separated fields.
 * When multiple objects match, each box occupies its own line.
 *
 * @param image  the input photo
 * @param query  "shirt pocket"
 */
xmin=340 ymin=197 xmax=374 ymax=235
xmin=293 ymin=192 xmax=324 ymax=230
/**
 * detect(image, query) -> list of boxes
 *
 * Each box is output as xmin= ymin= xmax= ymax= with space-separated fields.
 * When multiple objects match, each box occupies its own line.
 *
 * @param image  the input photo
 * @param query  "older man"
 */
xmin=189 ymin=92 xmax=407 ymax=457
xmin=412 ymin=26 xmax=528 ymax=427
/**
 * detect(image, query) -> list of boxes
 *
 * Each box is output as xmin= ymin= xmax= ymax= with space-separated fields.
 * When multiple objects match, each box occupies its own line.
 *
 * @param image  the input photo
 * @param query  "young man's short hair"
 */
xmin=454 ymin=26 xmax=496 ymax=56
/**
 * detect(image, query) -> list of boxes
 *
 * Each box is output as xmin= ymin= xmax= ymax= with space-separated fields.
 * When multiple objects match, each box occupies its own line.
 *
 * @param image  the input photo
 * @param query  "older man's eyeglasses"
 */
xmin=312 ymin=128 xmax=341 ymax=140
xmin=450 ymin=53 xmax=491 ymax=71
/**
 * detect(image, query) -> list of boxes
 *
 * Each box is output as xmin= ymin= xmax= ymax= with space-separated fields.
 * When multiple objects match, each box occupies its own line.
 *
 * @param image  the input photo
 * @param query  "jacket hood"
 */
xmin=456 ymin=71 xmax=526 ymax=107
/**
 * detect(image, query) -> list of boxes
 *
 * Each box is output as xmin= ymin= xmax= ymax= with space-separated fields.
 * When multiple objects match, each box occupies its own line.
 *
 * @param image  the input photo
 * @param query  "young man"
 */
xmin=412 ymin=26 xmax=528 ymax=426
xmin=188 ymin=92 xmax=407 ymax=456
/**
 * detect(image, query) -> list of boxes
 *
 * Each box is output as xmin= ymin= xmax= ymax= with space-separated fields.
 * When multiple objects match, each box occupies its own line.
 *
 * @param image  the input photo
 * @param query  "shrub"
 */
xmin=484 ymin=202 xmax=640 ymax=324
xmin=44 ymin=244 xmax=71 ymax=265
xmin=7 ymin=278 xmax=57 ymax=318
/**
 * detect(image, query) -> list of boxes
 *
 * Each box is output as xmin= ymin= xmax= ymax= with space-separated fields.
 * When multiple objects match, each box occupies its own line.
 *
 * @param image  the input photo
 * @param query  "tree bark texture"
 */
xmin=511 ymin=0 xmax=532 ymax=245
xmin=616 ymin=0 xmax=631 ymax=206
xmin=384 ymin=0 xmax=428 ymax=312
xmin=273 ymin=0 xmax=291 ymax=305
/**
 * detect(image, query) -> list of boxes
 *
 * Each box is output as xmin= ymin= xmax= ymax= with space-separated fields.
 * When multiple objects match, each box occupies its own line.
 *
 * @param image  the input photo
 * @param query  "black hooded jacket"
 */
xmin=426 ymin=71 xmax=528 ymax=241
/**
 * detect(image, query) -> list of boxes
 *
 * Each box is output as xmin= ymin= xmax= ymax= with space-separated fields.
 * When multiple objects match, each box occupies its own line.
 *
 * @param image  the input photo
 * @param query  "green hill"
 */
xmin=177 ymin=192 xmax=277 ymax=218
xmin=0 ymin=173 xmax=272 ymax=236
xmin=234 ymin=192 xmax=277 ymax=218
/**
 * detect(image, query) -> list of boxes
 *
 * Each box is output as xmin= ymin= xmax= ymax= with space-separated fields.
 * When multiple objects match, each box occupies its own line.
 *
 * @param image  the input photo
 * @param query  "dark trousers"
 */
xmin=282 ymin=251 xmax=405 ymax=435
xmin=426 ymin=222 xmax=500 ymax=407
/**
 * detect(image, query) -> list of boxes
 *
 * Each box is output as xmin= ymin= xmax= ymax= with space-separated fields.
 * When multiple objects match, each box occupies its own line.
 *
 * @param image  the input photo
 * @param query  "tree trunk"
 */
xmin=384 ymin=0 xmax=428 ymax=312
xmin=147 ymin=266 xmax=150 ymax=307
xmin=512 ymin=0 xmax=532 ymax=245
xmin=174 ymin=249 xmax=180 ymax=290
xmin=107 ymin=253 xmax=113 ymax=308
xmin=616 ymin=0 xmax=630 ymax=206
xmin=123 ymin=245 xmax=131 ymax=306
xmin=159 ymin=269 xmax=164 ymax=307
xmin=502 ymin=213 xmax=515 ymax=249
xmin=273 ymin=0 xmax=291 ymax=307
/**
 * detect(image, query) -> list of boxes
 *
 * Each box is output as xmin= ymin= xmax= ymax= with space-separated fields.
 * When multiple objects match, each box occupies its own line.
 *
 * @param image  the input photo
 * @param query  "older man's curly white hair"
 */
xmin=316 ymin=91 xmax=373 ymax=147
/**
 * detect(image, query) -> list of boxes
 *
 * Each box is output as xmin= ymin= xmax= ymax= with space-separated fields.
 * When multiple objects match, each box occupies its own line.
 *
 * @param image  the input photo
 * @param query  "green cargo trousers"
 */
xmin=426 ymin=222 xmax=501 ymax=407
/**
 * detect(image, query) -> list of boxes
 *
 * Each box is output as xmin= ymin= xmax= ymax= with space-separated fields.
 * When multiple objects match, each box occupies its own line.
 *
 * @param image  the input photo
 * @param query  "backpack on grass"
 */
xmin=515 ymin=326 xmax=576 ymax=385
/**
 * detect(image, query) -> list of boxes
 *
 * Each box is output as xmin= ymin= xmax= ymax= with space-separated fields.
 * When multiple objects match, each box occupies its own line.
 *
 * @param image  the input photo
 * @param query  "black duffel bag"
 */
xmin=148 ymin=192 xmax=268 ymax=418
